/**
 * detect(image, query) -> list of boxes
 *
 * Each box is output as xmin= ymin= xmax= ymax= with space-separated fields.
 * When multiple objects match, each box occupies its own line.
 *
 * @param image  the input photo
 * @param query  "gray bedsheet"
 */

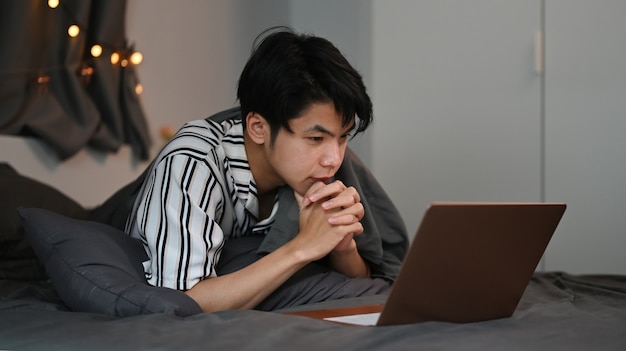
xmin=1 ymin=272 xmax=625 ymax=351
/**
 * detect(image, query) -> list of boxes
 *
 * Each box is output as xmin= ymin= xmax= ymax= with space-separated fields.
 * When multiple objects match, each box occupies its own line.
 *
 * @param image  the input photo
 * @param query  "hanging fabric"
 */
xmin=0 ymin=0 xmax=151 ymax=160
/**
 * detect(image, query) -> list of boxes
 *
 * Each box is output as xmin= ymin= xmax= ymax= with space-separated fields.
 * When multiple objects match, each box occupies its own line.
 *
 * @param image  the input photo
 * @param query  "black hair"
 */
xmin=237 ymin=26 xmax=373 ymax=142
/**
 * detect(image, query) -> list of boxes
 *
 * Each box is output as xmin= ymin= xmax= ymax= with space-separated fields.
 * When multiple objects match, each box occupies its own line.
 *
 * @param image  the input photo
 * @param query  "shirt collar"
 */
xmin=221 ymin=119 xmax=259 ymax=217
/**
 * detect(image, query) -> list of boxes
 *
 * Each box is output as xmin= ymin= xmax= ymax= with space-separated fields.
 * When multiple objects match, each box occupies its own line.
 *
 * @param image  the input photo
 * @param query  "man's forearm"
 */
xmin=328 ymin=243 xmax=370 ymax=278
xmin=184 ymin=240 xmax=309 ymax=313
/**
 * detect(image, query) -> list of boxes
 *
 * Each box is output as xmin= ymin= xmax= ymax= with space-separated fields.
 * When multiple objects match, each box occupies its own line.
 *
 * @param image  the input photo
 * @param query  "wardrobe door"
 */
xmin=544 ymin=0 xmax=626 ymax=274
xmin=371 ymin=0 xmax=543 ymax=235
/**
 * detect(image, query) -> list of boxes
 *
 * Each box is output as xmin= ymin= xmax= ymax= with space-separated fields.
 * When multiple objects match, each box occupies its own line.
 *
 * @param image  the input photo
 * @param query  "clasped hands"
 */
xmin=294 ymin=180 xmax=364 ymax=255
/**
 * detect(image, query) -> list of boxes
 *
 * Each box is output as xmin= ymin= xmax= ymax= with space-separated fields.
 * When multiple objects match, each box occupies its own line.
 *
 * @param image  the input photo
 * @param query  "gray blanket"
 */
xmin=1 ymin=272 xmax=625 ymax=350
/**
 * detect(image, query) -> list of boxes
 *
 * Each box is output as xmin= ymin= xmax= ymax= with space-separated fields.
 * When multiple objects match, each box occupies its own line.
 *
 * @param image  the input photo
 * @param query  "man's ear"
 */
xmin=245 ymin=112 xmax=268 ymax=145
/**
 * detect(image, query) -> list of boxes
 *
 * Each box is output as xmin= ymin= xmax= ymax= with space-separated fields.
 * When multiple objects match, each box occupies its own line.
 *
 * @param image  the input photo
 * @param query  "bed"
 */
xmin=2 ymin=162 xmax=626 ymax=351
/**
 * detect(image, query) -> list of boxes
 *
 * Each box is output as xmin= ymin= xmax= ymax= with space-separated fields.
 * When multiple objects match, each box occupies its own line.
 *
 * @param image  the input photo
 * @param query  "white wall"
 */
xmin=542 ymin=0 xmax=626 ymax=274
xmin=126 ymin=0 xmax=291 ymax=156
xmin=370 ymin=0 xmax=543 ymax=236
xmin=288 ymin=0 xmax=373 ymax=165
xmin=0 ymin=136 xmax=146 ymax=208
xmin=129 ymin=0 xmax=376 ymax=164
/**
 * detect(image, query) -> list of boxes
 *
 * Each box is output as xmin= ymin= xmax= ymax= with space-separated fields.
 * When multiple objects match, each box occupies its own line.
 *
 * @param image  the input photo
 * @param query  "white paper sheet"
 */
xmin=323 ymin=312 xmax=381 ymax=326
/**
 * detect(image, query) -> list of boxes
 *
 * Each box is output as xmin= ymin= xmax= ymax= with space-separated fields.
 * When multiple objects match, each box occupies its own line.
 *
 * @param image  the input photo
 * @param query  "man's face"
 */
xmin=265 ymin=102 xmax=354 ymax=196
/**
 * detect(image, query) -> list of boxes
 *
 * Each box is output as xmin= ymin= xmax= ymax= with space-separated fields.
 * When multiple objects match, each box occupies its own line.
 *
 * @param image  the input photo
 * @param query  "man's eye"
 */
xmin=309 ymin=136 xmax=323 ymax=142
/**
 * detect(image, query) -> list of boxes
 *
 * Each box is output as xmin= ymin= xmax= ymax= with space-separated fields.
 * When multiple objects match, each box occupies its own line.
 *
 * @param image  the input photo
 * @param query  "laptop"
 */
xmin=287 ymin=202 xmax=566 ymax=326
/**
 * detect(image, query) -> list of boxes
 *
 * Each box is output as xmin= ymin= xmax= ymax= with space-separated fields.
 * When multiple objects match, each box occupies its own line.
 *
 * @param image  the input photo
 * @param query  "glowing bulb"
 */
xmin=90 ymin=44 xmax=102 ymax=58
xmin=80 ymin=66 xmax=94 ymax=77
xmin=160 ymin=125 xmax=175 ymax=141
xmin=135 ymin=83 xmax=143 ymax=95
xmin=129 ymin=51 xmax=143 ymax=65
xmin=48 ymin=0 xmax=59 ymax=9
xmin=120 ymin=58 xmax=129 ymax=67
xmin=111 ymin=52 xmax=120 ymax=64
xmin=68 ymin=25 xmax=80 ymax=38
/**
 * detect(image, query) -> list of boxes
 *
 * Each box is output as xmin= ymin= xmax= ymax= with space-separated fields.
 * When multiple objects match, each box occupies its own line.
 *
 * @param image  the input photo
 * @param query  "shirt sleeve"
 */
xmin=131 ymin=154 xmax=227 ymax=291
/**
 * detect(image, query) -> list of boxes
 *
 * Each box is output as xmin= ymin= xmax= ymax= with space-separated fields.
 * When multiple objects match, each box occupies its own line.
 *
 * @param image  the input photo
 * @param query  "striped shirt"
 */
xmin=126 ymin=118 xmax=277 ymax=290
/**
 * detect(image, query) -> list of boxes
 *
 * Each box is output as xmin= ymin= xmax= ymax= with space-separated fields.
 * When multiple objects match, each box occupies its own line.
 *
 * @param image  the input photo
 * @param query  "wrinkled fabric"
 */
xmin=2 ymin=272 xmax=626 ymax=351
xmin=256 ymin=152 xmax=409 ymax=282
xmin=0 ymin=0 xmax=151 ymax=160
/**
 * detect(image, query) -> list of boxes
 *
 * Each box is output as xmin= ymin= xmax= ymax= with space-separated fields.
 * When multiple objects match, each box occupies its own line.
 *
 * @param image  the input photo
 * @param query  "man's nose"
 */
xmin=321 ymin=143 xmax=342 ymax=168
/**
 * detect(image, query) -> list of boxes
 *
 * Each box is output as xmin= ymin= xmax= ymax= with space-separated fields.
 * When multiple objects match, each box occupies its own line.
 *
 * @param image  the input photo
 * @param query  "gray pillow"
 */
xmin=19 ymin=207 xmax=202 ymax=317
xmin=0 ymin=163 xmax=89 ymax=280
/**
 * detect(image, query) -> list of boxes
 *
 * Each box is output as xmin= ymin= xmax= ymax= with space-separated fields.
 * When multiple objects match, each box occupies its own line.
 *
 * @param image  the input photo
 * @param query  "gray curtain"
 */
xmin=0 ymin=0 xmax=151 ymax=160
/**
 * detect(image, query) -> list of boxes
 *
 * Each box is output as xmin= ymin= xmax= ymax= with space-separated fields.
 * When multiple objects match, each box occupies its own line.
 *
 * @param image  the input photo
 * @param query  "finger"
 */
xmin=301 ymin=182 xmax=326 ymax=207
xmin=322 ymin=191 xmax=362 ymax=211
xmin=346 ymin=186 xmax=360 ymax=204
xmin=328 ymin=215 xmax=361 ymax=226
xmin=307 ymin=180 xmax=346 ymax=203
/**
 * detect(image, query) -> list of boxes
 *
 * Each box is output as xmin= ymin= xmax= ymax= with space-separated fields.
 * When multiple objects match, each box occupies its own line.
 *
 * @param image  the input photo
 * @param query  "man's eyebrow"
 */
xmin=304 ymin=123 xmax=355 ymax=137
xmin=305 ymin=124 xmax=335 ymax=136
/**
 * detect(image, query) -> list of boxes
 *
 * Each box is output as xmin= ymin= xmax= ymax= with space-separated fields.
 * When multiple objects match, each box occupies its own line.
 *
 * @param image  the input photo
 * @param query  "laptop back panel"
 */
xmin=377 ymin=202 xmax=566 ymax=326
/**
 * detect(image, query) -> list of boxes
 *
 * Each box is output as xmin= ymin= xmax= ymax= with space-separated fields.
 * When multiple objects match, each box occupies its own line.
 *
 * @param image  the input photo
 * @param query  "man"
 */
xmin=126 ymin=27 xmax=408 ymax=313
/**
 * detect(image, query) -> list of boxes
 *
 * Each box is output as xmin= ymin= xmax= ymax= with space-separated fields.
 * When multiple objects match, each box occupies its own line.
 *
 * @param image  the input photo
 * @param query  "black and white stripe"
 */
xmin=126 ymin=119 xmax=277 ymax=290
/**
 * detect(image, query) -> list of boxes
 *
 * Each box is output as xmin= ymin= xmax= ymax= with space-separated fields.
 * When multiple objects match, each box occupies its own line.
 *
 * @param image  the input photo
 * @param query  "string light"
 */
xmin=109 ymin=50 xmax=143 ymax=67
xmin=90 ymin=44 xmax=102 ymax=58
xmin=78 ymin=65 xmax=94 ymax=86
xmin=67 ymin=24 xmax=80 ymax=37
xmin=35 ymin=74 xmax=51 ymax=94
xmin=38 ymin=0 xmax=145 ymax=95
xmin=111 ymin=52 xmax=120 ymax=65
xmin=130 ymin=52 xmax=143 ymax=65
xmin=80 ymin=66 xmax=94 ymax=76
